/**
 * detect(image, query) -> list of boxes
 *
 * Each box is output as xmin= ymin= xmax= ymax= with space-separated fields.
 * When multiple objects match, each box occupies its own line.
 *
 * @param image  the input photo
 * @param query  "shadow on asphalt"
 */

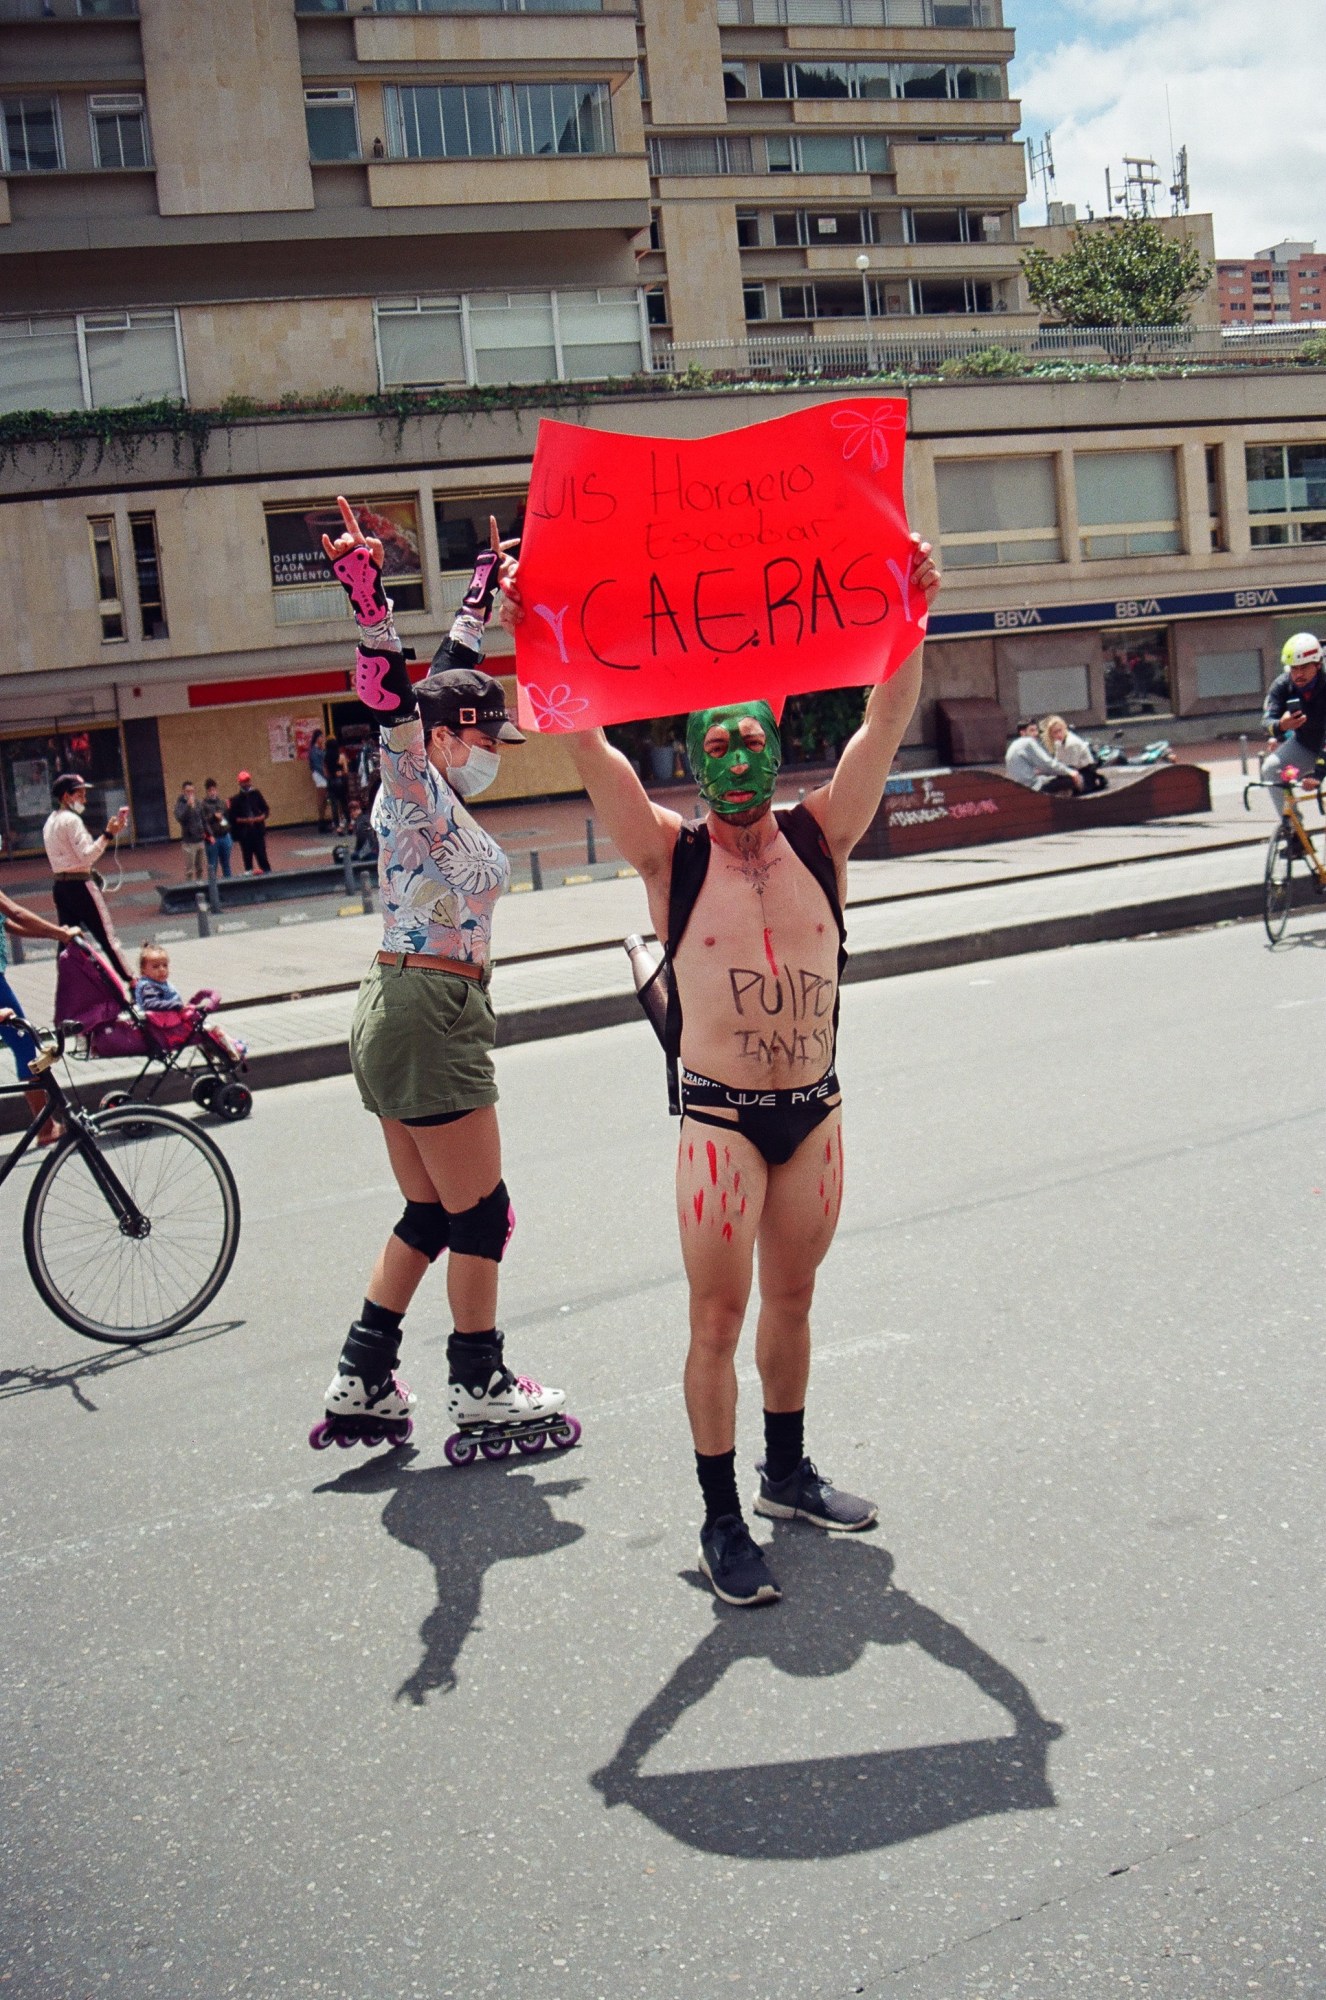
xmin=316 ymin=1455 xmax=585 ymax=1705
xmin=0 ymin=1318 xmax=245 ymax=1413
xmin=592 ymin=1527 xmax=1064 ymax=1861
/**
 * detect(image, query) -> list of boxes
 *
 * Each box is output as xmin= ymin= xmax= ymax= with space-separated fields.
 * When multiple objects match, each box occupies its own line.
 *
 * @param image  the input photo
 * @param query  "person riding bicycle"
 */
xmin=1262 ymin=633 xmax=1326 ymax=815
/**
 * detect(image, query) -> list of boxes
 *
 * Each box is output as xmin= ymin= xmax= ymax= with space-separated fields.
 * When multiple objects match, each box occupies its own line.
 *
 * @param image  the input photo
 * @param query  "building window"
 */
xmin=648 ymin=134 xmax=755 ymax=176
xmin=757 ymin=58 xmax=1001 ymax=100
xmin=764 ymin=133 xmax=889 ymax=174
xmin=736 ymin=208 xmax=761 ymax=247
xmin=384 ymin=81 xmax=613 ymax=160
xmin=743 ymin=284 xmax=768 ymax=322
xmin=89 ymin=94 xmax=150 ymax=170
xmin=645 ymin=285 xmax=669 ymax=326
xmin=1246 ymin=443 xmax=1326 ymax=545
xmin=434 ymin=491 xmax=525 ymax=616
xmin=265 ymin=499 xmax=425 ymax=627
xmin=1103 ymin=627 xmax=1173 ymax=721
xmin=0 ymin=310 xmax=185 ymax=417
xmin=89 ymin=518 xmax=125 ymax=643
xmin=1 ymin=96 xmax=63 ymax=173
xmin=373 ymin=0 xmax=605 ymax=10
xmin=305 ymin=88 xmax=360 ymax=163
xmin=78 ymin=0 xmax=140 ymax=13
xmin=1075 ymin=450 xmax=1182 ymax=560
xmin=936 ymin=458 xmax=1062 ymax=568
xmin=129 ymin=511 xmax=167 ymax=640
xmin=722 ymin=64 xmax=748 ymax=101
xmin=720 ymin=1 xmax=994 ymax=18
xmin=912 ymin=278 xmax=994 ymax=314
xmin=649 ymin=209 xmax=662 ymax=250
xmin=1206 ymin=445 xmax=1226 ymax=551
xmin=375 ymin=288 xmax=647 ymax=389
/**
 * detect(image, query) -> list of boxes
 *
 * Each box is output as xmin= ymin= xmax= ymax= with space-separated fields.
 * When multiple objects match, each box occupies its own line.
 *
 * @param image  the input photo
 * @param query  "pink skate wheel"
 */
xmin=444 ymin=1432 xmax=478 ymax=1468
xmin=516 ymin=1432 xmax=546 ymax=1455
xmin=389 ymin=1419 xmax=414 ymax=1447
xmin=335 ymin=1432 xmax=357 ymax=1449
xmin=308 ymin=1420 xmax=334 ymax=1451
xmin=550 ymin=1416 xmax=582 ymax=1452
xmin=361 ymin=1431 xmax=384 ymax=1449
xmin=480 ymin=1436 xmax=512 ymax=1461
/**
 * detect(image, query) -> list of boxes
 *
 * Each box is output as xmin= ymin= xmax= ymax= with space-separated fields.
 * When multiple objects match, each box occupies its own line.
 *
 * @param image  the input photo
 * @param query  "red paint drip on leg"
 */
xmin=693 ymin=1189 xmax=704 ymax=1224
xmin=706 ymin=1139 xmax=718 ymax=1185
xmin=722 ymin=1221 xmax=733 ymax=1242
xmin=763 ymin=927 xmax=780 ymax=980
xmin=688 ymin=1143 xmax=694 ymax=1163
xmin=825 ymin=1139 xmax=833 ymax=1164
xmin=739 ymin=1196 xmax=747 ymax=1215
xmin=733 ymin=1170 xmax=741 ymax=1192
xmin=721 ymin=1191 xmax=728 ymax=1213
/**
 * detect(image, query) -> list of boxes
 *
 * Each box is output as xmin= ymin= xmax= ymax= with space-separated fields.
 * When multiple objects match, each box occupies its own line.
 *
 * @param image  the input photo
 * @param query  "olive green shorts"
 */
xmin=349 ymin=959 xmax=498 ymax=1122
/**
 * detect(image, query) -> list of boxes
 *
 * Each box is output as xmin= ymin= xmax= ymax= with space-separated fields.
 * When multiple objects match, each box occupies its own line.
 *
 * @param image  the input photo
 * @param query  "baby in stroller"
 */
xmin=55 ymin=935 xmax=252 ymax=1121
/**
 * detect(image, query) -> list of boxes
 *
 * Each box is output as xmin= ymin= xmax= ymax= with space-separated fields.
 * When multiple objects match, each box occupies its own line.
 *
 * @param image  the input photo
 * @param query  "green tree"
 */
xmin=1021 ymin=218 xmax=1212 ymax=327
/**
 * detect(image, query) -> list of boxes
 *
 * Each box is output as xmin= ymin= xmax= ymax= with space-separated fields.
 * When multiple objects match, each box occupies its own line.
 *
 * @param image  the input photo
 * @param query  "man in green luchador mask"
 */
xmin=502 ymin=536 xmax=941 ymax=1608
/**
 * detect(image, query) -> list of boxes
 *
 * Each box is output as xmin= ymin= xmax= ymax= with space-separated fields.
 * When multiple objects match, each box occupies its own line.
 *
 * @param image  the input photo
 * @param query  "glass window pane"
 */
xmin=765 ymin=135 xmax=794 ymax=171
xmin=378 ymin=306 xmax=466 ymax=386
xmin=558 ymin=291 xmax=644 ymax=379
xmin=860 ymin=133 xmax=890 ymax=172
xmin=1245 ymin=444 xmax=1287 ymax=514
xmin=1075 ymin=449 xmax=1178 ymax=527
xmin=0 ymin=317 xmax=84 ymax=415
xmin=773 ymin=213 xmax=802 ymax=245
xmin=793 ymin=64 xmax=850 ymax=99
xmin=1285 ymin=444 xmax=1326 ymax=512
xmin=855 ymin=64 xmax=893 ymax=100
xmin=915 ymin=278 xmax=970 ymax=314
xmin=954 ymin=66 xmax=1003 ymax=101
xmin=896 ymin=64 xmax=948 ymax=99
xmin=3 ymin=96 xmax=61 ymax=172
xmin=937 ymin=457 xmax=1059 ymax=534
xmin=305 ymin=96 xmax=359 ymax=162
xmin=798 ymin=134 xmax=857 ymax=172
xmin=469 ymin=294 xmax=557 ymax=385
xmin=910 ymin=208 xmax=964 ymax=243
xmin=786 ymin=0 xmax=845 ymax=19
xmin=759 ymin=66 xmax=791 ymax=100
xmin=1104 ymin=628 xmax=1172 ymax=721
xmin=84 ymin=315 xmax=182 ymax=407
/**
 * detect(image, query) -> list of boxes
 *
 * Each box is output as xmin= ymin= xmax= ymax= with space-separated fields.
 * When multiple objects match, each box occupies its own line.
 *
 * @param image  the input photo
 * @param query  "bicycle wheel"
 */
xmin=1264 ymin=822 xmax=1295 ymax=945
xmin=22 ymin=1105 xmax=241 ymax=1345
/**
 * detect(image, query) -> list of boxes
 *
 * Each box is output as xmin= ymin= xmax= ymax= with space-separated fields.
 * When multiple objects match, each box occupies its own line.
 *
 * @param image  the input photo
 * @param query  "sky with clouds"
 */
xmin=1009 ymin=0 xmax=1326 ymax=258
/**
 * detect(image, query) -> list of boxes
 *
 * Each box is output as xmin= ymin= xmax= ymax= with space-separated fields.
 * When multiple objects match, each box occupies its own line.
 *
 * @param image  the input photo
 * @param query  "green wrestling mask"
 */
xmin=686 ymin=701 xmax=782 ymax=820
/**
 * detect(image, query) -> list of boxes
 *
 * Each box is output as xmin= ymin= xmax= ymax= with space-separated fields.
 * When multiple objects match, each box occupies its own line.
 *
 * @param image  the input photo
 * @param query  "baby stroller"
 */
xmin=53 ymin=936 xmax=252 ymax=1120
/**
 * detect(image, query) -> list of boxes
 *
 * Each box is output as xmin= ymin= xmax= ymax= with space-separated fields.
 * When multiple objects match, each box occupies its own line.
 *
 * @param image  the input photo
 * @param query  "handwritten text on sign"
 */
xmin=513 ymin=399 xmax=925 ymax=732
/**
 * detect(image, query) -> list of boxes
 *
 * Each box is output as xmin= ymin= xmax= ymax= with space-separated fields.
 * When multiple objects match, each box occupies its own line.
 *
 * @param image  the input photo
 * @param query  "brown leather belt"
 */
xmin=376 ymin=949 xmax=482 ymax=980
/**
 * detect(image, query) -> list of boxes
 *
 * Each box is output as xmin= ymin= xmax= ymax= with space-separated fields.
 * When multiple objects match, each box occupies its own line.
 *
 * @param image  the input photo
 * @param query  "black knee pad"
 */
xmin=446 ymin=1180 xmax=514 ymax=1263
xmin=393 ymin=1198 xmax=450 ymax=1263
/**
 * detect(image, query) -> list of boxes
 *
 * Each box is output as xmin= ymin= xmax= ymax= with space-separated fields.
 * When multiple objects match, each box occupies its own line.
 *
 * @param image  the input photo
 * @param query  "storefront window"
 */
xmin=264 ymin=498 xmax=425 ymax=625
xmin=0 ymin=725 xmax=128 ymax=857
xmin=937 ymin=457 xmax=1062 ymax=568
xmin=1076 ymin=450 xmax=1181 ymax=560
xmin=1102 ymin=627 xmax=1173 ymax=721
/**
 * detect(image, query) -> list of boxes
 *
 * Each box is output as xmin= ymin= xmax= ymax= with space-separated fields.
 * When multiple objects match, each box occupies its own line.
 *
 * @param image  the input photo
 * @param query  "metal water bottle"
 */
xmin=624 ymin=934 xmax=669 ymax=1046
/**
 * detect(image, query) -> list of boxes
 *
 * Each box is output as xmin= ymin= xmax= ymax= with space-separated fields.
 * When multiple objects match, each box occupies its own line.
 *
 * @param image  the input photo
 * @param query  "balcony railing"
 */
xmin=0 ymin=0 xmax=137 ymax=17
xmin=718 ymin=1 xmax=997 ymax=26
xmin=650 ymin=323 xmax=1326 ymax=378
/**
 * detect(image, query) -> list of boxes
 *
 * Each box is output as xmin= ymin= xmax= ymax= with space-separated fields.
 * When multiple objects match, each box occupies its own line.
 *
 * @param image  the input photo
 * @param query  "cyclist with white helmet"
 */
xmin=1262 ymin=633 xmax=1326 ymax=814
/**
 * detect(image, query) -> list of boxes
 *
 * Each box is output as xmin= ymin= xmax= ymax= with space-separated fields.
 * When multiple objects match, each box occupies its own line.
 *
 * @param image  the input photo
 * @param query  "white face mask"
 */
xmin=445 ymin=741 xmax=500 ymax=800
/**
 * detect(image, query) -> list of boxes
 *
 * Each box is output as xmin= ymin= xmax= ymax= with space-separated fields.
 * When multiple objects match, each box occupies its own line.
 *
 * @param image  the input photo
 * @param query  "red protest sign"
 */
xmin=512 ymin=398 xmax=924 ymax=733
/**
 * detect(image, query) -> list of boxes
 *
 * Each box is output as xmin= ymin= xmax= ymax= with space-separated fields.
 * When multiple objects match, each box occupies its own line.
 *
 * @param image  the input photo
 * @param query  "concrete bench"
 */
xmin=854 ymin=761 xmax=1211 ymax=859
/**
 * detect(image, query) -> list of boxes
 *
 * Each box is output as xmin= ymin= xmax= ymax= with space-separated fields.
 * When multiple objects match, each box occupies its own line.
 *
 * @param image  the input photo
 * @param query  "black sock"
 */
xmin=763 ymin=1408 xmax=805 ymax=1485
xmin=695 ymin=1450 xmax=741 ymax=1530
xmin=360 ymin=1299 xmax=403 ymax=1340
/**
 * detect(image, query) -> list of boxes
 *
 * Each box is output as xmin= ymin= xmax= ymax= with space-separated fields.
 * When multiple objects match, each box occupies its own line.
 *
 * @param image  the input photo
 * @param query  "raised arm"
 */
xmin=564 ymin=730 xmax=680 ymax=882
xmin=806 ymin=535 xmax=941 ymax=860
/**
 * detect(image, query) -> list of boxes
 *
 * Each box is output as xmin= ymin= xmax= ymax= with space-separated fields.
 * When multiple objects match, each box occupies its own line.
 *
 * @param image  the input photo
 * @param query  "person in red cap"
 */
xmin=228 ymin=770 xmax=271 ymax=875
xmin=306 ymin=495 xmax=577 ymax=1464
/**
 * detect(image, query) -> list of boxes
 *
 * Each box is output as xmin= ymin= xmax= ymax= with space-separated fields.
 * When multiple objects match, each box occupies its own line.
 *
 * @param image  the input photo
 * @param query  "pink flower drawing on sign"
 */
xmin=525 ymin=683 xmax=590 ymax=733
xmin=829 ymin=405 xmax=906 ymax=474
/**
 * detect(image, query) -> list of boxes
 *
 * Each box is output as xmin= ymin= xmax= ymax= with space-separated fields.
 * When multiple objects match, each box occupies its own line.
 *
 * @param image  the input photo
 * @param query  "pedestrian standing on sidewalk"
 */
xmin=502 ymin=535 xmax=940 ymax=1608
xmin=174 ymin=780 xmax=208 ymax=882
xmin=325 ymin=736 xmax=351 ymax=836
xmin=0 ymin=887 xmax=79 ymax=1144
xmin=41 ymin=773 xmax=131 ymax=979
xmin=228 ymin=771 xmax=272 ymax=875
xmin=308 ymin=729 xmax=330 ymax=829
xmin=202 ymin=779 xmax=233 ymax=884
xmin=308 ymin=495 xmax=573 ymax=1460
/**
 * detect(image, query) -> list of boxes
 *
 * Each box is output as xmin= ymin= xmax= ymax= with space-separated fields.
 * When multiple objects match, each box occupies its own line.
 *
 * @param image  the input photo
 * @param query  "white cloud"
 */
xmin=1016 ymin=0 xmax=1326 ymax=256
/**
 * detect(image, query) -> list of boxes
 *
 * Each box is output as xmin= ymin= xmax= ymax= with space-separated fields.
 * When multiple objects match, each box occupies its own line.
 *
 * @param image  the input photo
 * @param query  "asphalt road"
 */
xmin=2 ymin=920 xmax=1323 ymax=2000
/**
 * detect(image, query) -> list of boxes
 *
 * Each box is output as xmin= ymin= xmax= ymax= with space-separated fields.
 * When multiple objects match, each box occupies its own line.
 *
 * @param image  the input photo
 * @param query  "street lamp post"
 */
xmin=855 ymin=251 xmax=878 ymax=376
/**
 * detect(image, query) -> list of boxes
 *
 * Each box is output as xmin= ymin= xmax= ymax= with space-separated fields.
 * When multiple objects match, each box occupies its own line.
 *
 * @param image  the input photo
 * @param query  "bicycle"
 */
xmin=0 ymin=1015 xmax=241 ymax=1344
xmin=1244 ymin=768 xmax=1326 ymax=945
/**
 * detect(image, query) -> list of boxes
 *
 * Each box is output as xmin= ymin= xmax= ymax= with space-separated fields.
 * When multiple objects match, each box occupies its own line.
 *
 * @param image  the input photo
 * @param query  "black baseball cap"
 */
xmin=416 ymin=666 xmax=524 ymax=744
xmin=52 ymin=771 xmax=89 ymax=800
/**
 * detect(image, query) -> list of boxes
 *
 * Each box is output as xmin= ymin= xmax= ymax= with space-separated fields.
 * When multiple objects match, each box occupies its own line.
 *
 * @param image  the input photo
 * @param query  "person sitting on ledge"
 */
xmin=1005 ymin=718 xmax=1082 ymax=796
xmin=1041 ymin=715 xmax=1107 ymax=793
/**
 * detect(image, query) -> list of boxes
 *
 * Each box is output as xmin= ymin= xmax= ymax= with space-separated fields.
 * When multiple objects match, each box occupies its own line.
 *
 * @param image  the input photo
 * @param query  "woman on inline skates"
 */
xmin=309 ymin=496 xmax=575 ymax=1462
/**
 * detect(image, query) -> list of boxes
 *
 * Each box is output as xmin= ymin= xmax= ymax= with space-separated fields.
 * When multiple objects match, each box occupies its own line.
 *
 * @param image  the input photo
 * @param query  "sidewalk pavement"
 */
xmin=1 ymin=749 xmax=1284 ymax=1127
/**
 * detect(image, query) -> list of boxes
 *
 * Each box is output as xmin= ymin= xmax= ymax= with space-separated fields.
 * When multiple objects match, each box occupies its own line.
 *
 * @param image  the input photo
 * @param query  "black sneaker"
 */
xmin=753 ymin=1457 xmax=878 ymax=1532
xmin=698 ymin=1514 xmax=781 ymax=1607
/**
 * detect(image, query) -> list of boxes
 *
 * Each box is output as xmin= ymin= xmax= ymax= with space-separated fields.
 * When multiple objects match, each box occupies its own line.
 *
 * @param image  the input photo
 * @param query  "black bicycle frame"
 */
xmin=0 ymin=1035 xmax=146 ymax=1229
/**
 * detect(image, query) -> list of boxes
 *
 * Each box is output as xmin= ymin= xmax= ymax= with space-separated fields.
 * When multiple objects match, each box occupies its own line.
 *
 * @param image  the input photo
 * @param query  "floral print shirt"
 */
xmin=373 ymin=714 xmax=510 ymax=964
